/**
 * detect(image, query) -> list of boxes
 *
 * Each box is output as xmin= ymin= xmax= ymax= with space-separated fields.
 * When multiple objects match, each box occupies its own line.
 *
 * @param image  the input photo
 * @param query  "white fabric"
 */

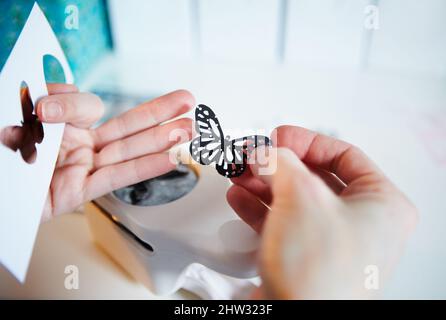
xmin=181 ymin=264 xmax=260 ymax=300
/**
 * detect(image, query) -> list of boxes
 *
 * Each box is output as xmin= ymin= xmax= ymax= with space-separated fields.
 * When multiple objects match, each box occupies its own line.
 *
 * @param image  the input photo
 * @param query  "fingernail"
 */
xmin=42 ymin=101 xmax=63 ymax=120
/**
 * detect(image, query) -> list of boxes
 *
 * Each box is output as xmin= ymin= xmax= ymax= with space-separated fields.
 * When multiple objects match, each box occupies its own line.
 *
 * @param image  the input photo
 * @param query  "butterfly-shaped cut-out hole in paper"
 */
xmin=189 ymin=104 xmax=271 ymax=178
xmin=0 ymin=82 xmax=44 ymax=164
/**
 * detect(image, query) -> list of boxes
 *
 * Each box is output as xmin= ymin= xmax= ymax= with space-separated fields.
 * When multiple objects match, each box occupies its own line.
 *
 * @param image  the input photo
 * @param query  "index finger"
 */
xmin=272 ymin=125 xmax=386 ymax=187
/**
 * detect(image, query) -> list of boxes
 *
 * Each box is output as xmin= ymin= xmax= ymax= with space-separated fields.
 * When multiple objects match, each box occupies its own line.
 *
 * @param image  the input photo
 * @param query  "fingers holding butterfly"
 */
xmin=227 ymin=164 xmax=272 ymax=233
xmin=230 ymin=165 xmax=273 ymax=205
xmin=227 ymin=184 xmax=269 ymax=233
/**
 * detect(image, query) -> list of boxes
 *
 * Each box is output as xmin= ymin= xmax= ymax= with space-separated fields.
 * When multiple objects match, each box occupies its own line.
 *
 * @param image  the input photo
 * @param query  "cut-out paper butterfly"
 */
xmin=189 ymin=104 xmax=271 ymax=178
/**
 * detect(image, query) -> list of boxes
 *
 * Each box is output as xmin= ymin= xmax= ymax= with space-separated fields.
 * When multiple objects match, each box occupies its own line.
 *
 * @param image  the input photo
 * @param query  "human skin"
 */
xmin=0 ymin=83 xmax=194 ymax=221
xmin=1 ymin=87 xmax=416 ymax=298
xmin=227 ymin=125 xmax=417 ymax=299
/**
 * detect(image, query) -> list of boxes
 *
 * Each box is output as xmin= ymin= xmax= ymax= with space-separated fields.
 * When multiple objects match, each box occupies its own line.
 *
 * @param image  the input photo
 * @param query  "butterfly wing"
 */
xmin=189 ymin=104 xmax=224 ymax=165
xmin=216 ymin=135 xmax=271 ymax=178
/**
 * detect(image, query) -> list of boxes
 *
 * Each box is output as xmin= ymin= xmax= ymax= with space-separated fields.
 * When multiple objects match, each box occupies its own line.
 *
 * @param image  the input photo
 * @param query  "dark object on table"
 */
xmin=113 ymin=164 xmax=198 ymax=206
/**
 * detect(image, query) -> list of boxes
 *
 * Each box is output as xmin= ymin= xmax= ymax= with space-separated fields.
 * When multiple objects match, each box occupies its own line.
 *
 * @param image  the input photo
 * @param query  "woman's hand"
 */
xmin=227 ymin=125 xmax=417 ymax=299
xmin=1 ymin=84 xmax=194 ymax=221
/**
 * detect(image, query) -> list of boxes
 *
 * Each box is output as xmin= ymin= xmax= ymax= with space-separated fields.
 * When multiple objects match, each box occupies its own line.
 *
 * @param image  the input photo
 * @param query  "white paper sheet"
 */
xmin=0 ymin=3 xmax=73 ymax=282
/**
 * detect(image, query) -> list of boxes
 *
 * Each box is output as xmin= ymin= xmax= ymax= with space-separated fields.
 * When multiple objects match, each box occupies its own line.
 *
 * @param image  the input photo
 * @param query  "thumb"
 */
xmin=36 ymin=92 xmax=104 ymax=128
xmin=250 ymin=147 xmax=333 ymax=209
xmin=249 ymin=147 xmax=337 ymax=299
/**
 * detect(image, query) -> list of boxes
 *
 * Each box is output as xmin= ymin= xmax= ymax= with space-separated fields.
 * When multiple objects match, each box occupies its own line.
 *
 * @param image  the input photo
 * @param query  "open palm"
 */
xmin=1 ymin=84 xmax=194 ymax=221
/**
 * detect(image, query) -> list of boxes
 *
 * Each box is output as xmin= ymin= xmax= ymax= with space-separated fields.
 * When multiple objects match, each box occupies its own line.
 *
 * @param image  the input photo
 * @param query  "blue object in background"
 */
xmin=0 ymin=0 xmax=112 ymax=84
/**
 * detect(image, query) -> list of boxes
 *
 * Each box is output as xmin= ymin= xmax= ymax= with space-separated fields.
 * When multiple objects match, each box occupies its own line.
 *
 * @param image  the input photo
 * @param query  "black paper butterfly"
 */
xmin=189 ymin=104 xmax=271 ymax=178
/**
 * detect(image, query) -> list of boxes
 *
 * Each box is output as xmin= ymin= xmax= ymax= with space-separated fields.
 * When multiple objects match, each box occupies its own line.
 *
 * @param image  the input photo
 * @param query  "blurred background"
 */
xmin=1 ymin=0 xmax=446 ymax=299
